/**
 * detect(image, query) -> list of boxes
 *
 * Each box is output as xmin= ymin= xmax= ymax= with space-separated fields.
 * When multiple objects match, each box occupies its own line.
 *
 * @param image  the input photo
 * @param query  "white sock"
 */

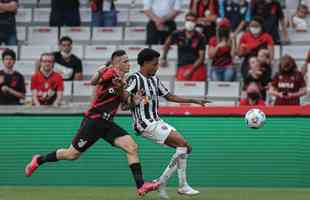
xmin=159 ymin=147 xmax=187 ymax=185
xmin=177 ymin=153 xmax=189 ymax=188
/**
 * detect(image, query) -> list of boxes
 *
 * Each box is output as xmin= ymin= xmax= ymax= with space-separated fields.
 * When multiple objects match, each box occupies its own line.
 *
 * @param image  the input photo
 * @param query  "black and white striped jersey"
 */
xmin=126 ymin=71 xmax=170 ymax=130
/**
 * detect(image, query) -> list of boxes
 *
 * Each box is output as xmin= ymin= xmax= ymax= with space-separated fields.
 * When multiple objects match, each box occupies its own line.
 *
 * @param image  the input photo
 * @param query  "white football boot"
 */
xmin=177 ymin=185 xmax=200 ymax=196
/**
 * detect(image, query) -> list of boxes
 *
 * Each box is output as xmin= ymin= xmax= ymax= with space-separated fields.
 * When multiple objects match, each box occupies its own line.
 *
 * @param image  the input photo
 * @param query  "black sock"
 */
xmin=37 ymin=151 xmax=58 ymax=165
xmin=129 ymin=163 xmax=144 ymax=189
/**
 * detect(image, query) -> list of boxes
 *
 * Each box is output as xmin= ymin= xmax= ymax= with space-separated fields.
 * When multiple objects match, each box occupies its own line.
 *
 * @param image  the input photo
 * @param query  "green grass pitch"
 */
xmin=1 ymin=187 xmax=310 ymax=200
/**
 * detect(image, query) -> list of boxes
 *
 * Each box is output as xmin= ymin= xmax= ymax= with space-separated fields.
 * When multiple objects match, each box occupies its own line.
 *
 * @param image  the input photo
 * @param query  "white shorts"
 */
xmin=140 ymin=120 xmax=176 ymax=145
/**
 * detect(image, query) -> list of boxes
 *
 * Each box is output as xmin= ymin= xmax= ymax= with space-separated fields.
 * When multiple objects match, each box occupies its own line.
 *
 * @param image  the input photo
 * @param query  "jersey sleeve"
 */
xmin=126 ymin=75 xmax=138 ymax=94
xmin=76 ymin=59 xmax=83 ymax=73
xmin=158 ymin=78 xmax=170 ymax=97
xmin=170 ymin=31 xmax=179 ymax=45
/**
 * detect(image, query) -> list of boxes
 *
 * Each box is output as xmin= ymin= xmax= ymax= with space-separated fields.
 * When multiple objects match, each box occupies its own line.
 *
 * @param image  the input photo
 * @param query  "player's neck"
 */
xmin=139 ymin=69 xmax=151 ymax=78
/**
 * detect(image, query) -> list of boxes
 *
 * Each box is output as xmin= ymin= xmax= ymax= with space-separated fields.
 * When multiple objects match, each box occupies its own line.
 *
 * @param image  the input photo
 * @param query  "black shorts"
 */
xmin=72 ymin=117 xmax=128 ymax=152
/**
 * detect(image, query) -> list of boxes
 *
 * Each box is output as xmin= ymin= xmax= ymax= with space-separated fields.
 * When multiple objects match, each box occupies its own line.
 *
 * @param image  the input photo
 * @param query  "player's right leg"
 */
xmin=105 ymin=121 xmax=160 ymax=196
xmin=25 ymin=117 xmax=100 ymax=177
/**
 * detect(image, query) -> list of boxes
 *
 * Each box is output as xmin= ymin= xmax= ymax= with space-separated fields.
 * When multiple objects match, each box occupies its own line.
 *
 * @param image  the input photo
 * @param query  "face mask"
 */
xmin=185 ymin=21 xmax=196 ymax=31
xmin=250 ymin=27 xmax=261 ymax=35
xmin=248 ymin=92 xmax=260 ymax=101
xmin=61 ymin=51 xmax=71 ymax=58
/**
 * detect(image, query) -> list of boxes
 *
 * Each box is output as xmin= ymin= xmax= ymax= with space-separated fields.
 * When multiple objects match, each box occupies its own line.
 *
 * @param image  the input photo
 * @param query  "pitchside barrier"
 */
xmin=1 ymin=106 xmax=310 ymax=187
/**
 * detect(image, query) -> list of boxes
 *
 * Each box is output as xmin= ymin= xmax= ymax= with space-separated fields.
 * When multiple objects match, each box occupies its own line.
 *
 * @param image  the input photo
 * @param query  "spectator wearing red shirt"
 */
xmin=31 ymin=53 xmax=64 ymax=107
xmin=161 ymin=12 xmax=206 ymax=81
xmin=208 ymin=18 xmax=236 ymax=81
xmin=269 ymin=55 xmax=307 ymax=106
xmin=190 ymin=0 xmax=218 ymax=43
xmin=252 ymin=0 xmax=288 ymax=44
xmin=0 ymin=49 xmax=25 ymax=105
xmin=240 ymin=82 xmax=265 ymax=106
xmin=238 ymin=17 xmax=274 ymax=79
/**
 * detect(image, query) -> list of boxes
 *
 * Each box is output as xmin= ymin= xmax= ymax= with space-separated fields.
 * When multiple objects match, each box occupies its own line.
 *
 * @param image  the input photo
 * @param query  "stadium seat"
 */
xmin=157 ymin=61 xmax=177 ymax=77
xmin=151 ymin=45 xmax=178 ymax=60
xmin=92 ymin=27 xmax=123 ymax=44
xmin=16 ymin=8 xmax=32 ymax=24
xmin=73 ymin=80 xmax=93 ymax=102
xmin=20 ymin=45 xmax=52 ymax=60
xmin=33 ymin=8 xmax=51 ymax=24
xmin=17 ymin=26 xmax=27 ymax=43
xmin=119 ymin=45 xmax=147 ymax=60
xmin=84 ymin=45 xmax=117 ymax=60
xmin=282 ymin=45 xmax=309 ymax=60
xmin=63 ymin=81 xmax=73 ymax=102
xmin=207 ymin=81 xmax=240 ymax=104
xmin=174 ymin=81 xmax=206 ymax=97
xmin=80 ymin=8 xmax=91 ymax=23
xmin=129 ymin=9 xmax=148 ymax=23
xmin=83 ymin=60 xmax=104 ymax=77
xmin=288 ymin=30 xmax=310 ymax=44
xmin=274 ymin=45 xmax=281 ymax=60
xmin=14 ymin=60 xmax=36 ymax=78
xmin=124 ymin=27 xmax=146 ymax=44
xmin=0 ymin=46 xmax=18 ymax=58
xmin=117 ymin=8 xmax=129 ymax=24
xmin=60 ymin=27 xmax=91 ymax=44
xmin=51 ymin=45 xmax=84 ymax=59
xmin=20 ymin=0 xmax=37 ymax=6
xmin=28 ymin=27 xmax=58 ymax=45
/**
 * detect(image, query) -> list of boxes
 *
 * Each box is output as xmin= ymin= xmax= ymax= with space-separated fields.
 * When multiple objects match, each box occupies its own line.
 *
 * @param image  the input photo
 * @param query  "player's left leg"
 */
xmin=103 ymin=122 xmax=160 ymax=196
xmin=163 ymin=131 xmax=200 ymax=196
xmin=140 ymin=121 xmax=199 ymax=198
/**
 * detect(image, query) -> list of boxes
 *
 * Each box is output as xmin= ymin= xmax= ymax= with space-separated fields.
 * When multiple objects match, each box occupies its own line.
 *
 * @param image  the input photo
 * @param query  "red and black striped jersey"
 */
xmin=84 ymin=67 xmax=124 ymax=120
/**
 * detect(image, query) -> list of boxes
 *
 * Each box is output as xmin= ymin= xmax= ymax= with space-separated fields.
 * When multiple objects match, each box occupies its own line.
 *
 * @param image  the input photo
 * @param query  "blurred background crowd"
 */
xmin=0 ymin=0 xmax=309 ymax=107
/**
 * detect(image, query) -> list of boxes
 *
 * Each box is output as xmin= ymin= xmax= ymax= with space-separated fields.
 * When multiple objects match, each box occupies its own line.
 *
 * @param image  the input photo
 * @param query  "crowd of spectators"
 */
xmin=0 ymin=0 xmax=309 ymax=107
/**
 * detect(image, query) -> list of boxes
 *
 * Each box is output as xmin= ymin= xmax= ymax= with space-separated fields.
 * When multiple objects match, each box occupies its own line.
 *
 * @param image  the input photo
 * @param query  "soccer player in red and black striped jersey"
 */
xmin=25 ymin=50 xmax=160 ymax=196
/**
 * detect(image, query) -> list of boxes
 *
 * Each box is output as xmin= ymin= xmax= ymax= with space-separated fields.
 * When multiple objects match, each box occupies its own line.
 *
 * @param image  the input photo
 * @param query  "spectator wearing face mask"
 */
xmin=218 ymin=0 xmax=251 ymax=37
xmin=291 ymin=4 xmax=308 ymax=32
xmin=238 ymin=17 xmax=274 ymax=80
xmin=240 ymin=82 xmax=265 ymax=106
xmin=252 ymin=0 xmax=289 ymax=44
xmin=53 ymin=36 xmax=83 ymax=81
xmin=208 ymin=18 xmax=236 ymax=81
xmin=269 ymin=55 xmax=307 ymax=105
xmin=161 ymin=12 xmax=207 ymax=81
xmin=190 ymin=0 xmax=219 ymax=43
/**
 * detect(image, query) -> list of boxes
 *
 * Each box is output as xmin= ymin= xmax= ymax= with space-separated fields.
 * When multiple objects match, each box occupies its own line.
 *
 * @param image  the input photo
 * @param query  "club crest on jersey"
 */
xmin=161 ymin=125 xmax=168 ymax=130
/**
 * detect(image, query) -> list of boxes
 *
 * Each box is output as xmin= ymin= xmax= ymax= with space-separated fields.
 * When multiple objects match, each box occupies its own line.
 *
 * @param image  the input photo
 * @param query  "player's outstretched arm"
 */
xmin=89 ymin=65 xmax=106 ymax=85
xmin=164 ymin=94 xmax=211 ymax=107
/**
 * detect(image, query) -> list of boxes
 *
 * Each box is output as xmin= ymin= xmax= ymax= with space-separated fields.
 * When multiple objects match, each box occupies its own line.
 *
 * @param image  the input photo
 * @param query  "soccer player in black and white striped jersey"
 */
xmin=124 ymin=48 xmax=210 ymax=199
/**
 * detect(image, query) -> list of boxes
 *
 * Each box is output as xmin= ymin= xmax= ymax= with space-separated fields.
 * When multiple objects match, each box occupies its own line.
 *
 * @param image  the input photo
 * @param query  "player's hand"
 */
xmin=132 ymin=89 xmax=144 ymax=105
